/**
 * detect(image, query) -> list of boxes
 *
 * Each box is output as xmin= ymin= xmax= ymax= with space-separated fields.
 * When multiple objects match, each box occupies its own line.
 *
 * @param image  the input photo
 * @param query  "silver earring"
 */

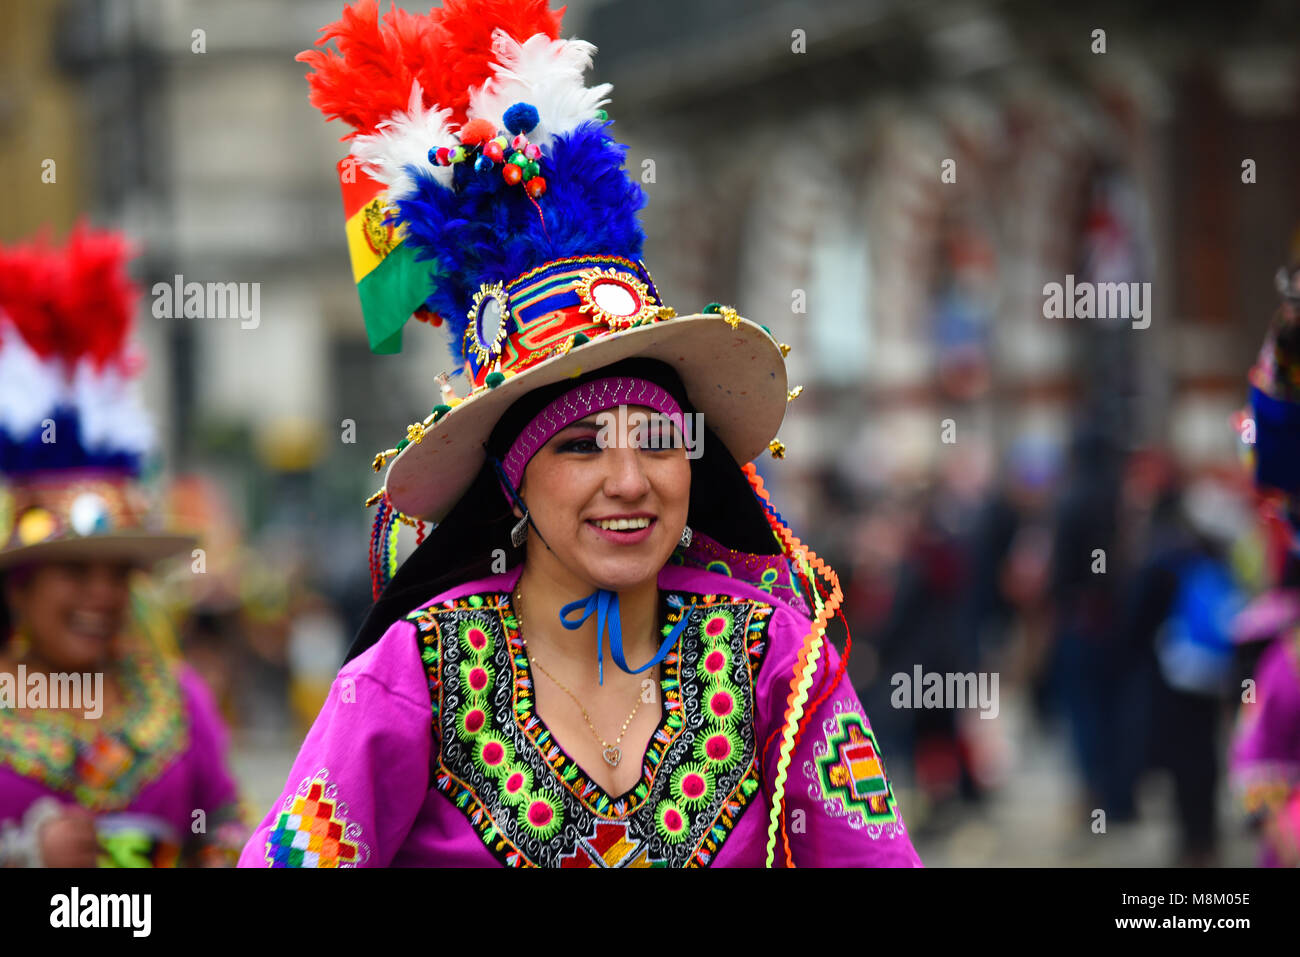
xmin=679 ymin=524 xmax=693 ymax=548
xmin=511 ymin=511 xmax=530 ymax=548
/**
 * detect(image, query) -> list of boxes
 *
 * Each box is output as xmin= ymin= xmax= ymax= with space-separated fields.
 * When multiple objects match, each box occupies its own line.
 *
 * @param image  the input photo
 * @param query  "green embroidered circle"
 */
xmin=704 ymin=686 xmax=739 ymax=723
xmin=693 ymin=725 xmax=742 ymax=768
xmin=654 ymin=799 xmax=690 ymax=842
xmin=453 ymin=698 xmax=491 ymax=741
xmin=458 ymin=618 xmax=495 ymax=658
xmin=518 ymin=791 xmax=563 ymax=840
xmin=500 ymin=765 xmax=533 ymax=805
xmin=473 ymin=730 xmax=514 ymax=777
xmin=459 ymin=659 xmax=496 ymax=696
xmin=699 ymin=645 xmax=731 ymax=681
xmin=670 ymin=761 xmax=715 ymax=809
xmin=699 ymin=608 xmax=735 ymax=644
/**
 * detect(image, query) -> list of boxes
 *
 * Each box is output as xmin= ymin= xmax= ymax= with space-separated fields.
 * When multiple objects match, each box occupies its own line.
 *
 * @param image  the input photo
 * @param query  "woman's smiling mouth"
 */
xmin=587 ymin=514 xmax=657 ymax=543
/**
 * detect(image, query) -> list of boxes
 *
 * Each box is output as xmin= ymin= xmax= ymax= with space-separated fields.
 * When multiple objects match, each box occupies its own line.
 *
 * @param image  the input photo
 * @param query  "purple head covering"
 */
xmin=500 ymin=375 xmax=688 ymax=492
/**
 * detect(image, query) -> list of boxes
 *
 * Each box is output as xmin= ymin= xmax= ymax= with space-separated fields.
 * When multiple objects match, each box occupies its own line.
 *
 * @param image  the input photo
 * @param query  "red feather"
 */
xmin=298 ymin=1 xmax=565 ymax=138
xmin=0 ymin=222 xmax=138 ymax=368
xmin=419 ymin=0 xmax=564 ymax=127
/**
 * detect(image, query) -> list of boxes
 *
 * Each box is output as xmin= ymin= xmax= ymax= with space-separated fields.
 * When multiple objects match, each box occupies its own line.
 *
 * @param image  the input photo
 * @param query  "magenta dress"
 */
xmin=240 ymin=563 xmax=921 ymax=867
xmin=0 ymin=652 xmax=244 ymax=867
xmin=1230 ymin=621 xmax=1300 ymax=866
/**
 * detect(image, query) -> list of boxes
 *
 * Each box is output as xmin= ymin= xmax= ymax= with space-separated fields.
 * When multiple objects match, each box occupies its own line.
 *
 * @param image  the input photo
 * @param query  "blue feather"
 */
xmin=393 ymin=121 xmax=646 ymax=366
xmin=0 ymin=406 xmax=142 ymax=476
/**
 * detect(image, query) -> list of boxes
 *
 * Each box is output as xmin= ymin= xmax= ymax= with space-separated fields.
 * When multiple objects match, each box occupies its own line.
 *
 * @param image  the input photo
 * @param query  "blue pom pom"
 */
xmin=474 ymin=154 xmax=493 ymax=173
xmin=503 ymin=102 xmax=540 ymax=136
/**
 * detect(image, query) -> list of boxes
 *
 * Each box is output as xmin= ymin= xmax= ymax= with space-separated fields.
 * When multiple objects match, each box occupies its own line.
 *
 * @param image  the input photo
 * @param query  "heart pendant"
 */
xmin=602 ymin=746 xmax=622 ymax=767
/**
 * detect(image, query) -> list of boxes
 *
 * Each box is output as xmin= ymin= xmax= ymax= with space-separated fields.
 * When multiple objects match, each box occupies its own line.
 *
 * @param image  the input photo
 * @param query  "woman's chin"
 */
xmin=43 ymin=633 xmax=112 ymax=672
xmin=582 ymin=554 xmax=668 ymax=593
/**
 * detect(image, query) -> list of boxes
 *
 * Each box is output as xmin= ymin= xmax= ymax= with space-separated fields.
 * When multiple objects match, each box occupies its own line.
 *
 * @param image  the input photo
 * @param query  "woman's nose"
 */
xmin=601 ymin=444 xmax=651 ymax=499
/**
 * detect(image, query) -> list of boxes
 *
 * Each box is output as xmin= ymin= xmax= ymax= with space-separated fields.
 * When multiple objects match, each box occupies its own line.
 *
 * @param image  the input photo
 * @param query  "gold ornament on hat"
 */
xmin=465 ymin=282 xmax=513 ymax=366
xmin=16 ymin=508 xmax=57 ymax=546
xmin=574 ymin=266 xmax=659 ymax=330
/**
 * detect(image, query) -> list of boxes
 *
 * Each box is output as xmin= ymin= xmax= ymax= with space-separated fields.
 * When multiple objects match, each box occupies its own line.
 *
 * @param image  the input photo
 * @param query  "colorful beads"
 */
xmin=432 ymin=108 xmax=547 ymax=199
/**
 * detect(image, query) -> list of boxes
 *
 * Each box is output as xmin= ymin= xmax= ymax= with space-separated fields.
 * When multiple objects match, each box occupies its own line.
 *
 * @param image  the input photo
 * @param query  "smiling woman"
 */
xmin=239 ymin=0 xmax=921 ymax=869
xmin=0 ymin=225 xmax=246 ymax=868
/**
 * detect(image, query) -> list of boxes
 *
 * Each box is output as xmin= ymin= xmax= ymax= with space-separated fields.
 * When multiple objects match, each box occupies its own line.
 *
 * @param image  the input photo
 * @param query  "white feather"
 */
xmin=0 ymin=320 xmax=66 ymax=440
xmin=469 ymin=32 xmax=613 ymax=148
xmin=71 ymin=359 xmax=154 ymax=456
xmin=350 ymin=81 xmax=457 ymax=200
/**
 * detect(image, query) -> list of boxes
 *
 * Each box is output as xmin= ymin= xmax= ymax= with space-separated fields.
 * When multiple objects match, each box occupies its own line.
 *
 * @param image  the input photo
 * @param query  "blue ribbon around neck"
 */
xmin=559 ymin=589 xmax=690 ymax=685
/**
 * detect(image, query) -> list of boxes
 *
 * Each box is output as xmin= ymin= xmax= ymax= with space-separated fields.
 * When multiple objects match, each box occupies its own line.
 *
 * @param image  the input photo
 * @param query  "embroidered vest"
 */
xmin=409 ymin=589 xmax=773 ymax=867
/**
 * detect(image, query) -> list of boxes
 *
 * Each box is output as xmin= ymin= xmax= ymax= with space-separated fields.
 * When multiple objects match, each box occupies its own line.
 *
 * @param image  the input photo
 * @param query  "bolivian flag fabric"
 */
xmin=340 ymin=158 xmax=435 ymax=355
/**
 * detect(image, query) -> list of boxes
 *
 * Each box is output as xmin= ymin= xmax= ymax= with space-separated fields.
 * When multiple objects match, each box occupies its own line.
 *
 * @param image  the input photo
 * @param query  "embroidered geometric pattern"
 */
xmin=411 ymin=590 xmax=772 ymax=868
xmin=264 ymin=768 xmax=371 ymax=868
xmin=0 ymin=627 xmax=187 ymax=810
xmin=558 ymin=820 xmax=666 ymax=868
xmin=812 ymin=709 xmax=899 ymax=826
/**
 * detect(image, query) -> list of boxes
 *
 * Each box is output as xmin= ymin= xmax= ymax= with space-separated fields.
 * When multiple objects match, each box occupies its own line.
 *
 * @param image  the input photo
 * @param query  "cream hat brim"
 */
xmin=384 ymin=313 xmax=788 ymax=521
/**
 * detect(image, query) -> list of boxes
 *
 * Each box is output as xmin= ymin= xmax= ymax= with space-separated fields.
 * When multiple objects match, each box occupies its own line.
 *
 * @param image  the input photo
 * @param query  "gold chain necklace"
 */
xmin=514 ymin=588 xmax=650 ymax=768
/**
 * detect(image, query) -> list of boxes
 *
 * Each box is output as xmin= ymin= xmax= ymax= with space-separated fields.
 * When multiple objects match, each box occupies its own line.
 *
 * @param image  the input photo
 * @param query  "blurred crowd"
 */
xmin=795 ymin=426 xmax=1278 ymax=865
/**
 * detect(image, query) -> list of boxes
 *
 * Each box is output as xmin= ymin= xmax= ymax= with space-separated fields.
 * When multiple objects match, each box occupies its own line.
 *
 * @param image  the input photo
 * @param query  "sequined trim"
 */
xmin=410 ymin=590 xmax=772 ymax=867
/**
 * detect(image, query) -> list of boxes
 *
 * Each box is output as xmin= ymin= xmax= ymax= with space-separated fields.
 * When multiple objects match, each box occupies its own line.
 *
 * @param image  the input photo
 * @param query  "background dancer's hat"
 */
xmin=300 ymin=0 xmax=791 ymax=523
xmin=0 ymin=224 xmax=194 ymax=571
xmin=1245 ymin=261 xmax=1300 ymax=497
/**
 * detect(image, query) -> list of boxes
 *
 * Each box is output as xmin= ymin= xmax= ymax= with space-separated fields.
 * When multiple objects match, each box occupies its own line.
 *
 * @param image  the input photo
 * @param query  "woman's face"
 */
xmin=519 ymin=403 xmax=691 ymax=591
xmin=5 ymin=561 xmax=133 ymax=671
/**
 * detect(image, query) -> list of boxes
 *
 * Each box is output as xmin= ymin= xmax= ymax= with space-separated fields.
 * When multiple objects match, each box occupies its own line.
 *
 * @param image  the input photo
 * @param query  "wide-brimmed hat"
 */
xmin=0 ymin=225 xmax=195 ymax=573
xmin=300 ymin=0 xmax=792 ymax=522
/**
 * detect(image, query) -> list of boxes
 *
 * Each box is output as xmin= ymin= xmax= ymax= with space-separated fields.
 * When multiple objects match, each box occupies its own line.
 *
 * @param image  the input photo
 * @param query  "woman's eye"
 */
xmin=558 ymin=436 xmax=601 ymax=453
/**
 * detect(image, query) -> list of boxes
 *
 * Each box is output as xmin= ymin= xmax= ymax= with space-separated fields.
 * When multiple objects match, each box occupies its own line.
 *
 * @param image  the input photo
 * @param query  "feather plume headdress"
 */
xmin=0 ymin=224 xmax=193 ymax=568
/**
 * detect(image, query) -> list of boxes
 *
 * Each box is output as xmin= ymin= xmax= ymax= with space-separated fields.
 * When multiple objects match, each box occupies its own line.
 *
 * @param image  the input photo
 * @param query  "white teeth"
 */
xmin=593 ymin=517 xmax=651 ymax=531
